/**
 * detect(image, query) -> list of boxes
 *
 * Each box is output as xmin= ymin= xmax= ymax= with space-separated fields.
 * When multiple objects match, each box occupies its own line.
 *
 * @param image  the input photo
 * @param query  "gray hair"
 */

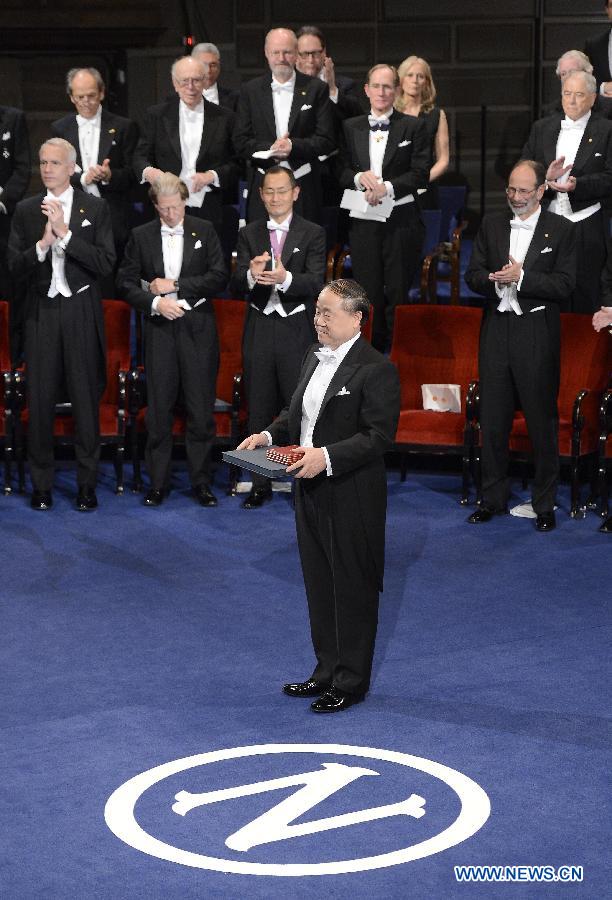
xmin=555 ymin=50 xmax=593 ymax=78
xmin=323 ymin=279 xmax=370 ymax=323
xmin=563 ymin=69 xmax=597 ymax=94
xmin=149 ymin=172 xmax=189 ymax=204
xmin=66 ymin=66 xmax=105 ymax=95
xmin=40 ymin=137 xmax=77 ymax=163
xmin=171 ymin=55 xmax=206 ymax=81
xmin=192 ymin=42 xmax=220 ymax=58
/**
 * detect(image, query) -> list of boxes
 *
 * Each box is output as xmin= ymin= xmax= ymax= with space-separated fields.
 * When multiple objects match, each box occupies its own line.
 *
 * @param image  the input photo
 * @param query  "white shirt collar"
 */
xmin=320 ymin=330 xmax=361 ymax=362
xmin=77 ymin=106 xmax=102 ymax=128
xmin=180 ymin=98 xmax=204 ymax=117
xmin=271 ymin=72 xmax=296 ymax=91
xmin=563 ymin=110 xmax=591 ymax=129
xmin=45 ymin=185 xmax=74 ymax=204
xmin=511 ymin=205 xmax=541 ymax=228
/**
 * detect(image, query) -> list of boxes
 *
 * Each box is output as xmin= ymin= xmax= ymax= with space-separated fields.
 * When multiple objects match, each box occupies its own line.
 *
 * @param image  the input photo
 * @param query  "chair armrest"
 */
xmin=333 ymin=248 xmax=351 ymax=280
xmin=326 ymin=243 xmax=340 ymax=283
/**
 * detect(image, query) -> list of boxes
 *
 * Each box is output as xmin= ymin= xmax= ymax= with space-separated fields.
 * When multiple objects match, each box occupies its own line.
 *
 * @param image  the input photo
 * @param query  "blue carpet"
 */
xmin=1 ymin=463 xmax=609 ymax=898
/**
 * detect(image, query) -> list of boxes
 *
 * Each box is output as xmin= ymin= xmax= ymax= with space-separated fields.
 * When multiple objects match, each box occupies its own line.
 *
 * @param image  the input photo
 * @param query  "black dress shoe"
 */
xmin=143 ymin=488 xmax=165 ymax=507
xmin=76 ymin=487 xmax=98 ymax=511
xmin=241 ymin=486 xmax=272 ymax=509
xmin=535 ymin=511 xmax=556 ymax=532
xmin=193 ymin=484 xmax=218 ymax=507
xmin=310 ymin=687 xmax=365 ymax=713
xmin=31 ymin=490 xmax=53 ymax=511
xmin=283 ymin=679 xmax=331 ymax=698
xmin=599 ymin=515 xmax=612 ymax=534
xmin=467 ymin=505 xmax=507 ymax=524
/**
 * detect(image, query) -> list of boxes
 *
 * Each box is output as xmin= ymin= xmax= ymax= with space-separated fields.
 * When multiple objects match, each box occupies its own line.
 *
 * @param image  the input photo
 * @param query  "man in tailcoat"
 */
xmin=8 ymin=138 xmax=115 ymax=511
xmin=238 ymin=279 xmax=400 ymax=711
xmin=465 ymin=161 xmax=576 ymax=532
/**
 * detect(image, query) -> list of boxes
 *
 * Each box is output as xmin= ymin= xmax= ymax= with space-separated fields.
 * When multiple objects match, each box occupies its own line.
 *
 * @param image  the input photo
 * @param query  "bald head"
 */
xmin=264 ymin=28 xmax=297 ymax=83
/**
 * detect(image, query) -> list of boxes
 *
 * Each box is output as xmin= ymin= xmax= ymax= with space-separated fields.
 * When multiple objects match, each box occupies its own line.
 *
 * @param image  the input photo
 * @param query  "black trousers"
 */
xmin=295 ymin=478 xmax=380 ymax=696
xmin=242 ymin=306 xmax=315 ymax=488
xmin=25 ymin=294 xmax=102 ymax=491
xmin=349 ymin=212 xmax=425 ymax=352
xmin=479 ymin=308 xmax=560 ymax=513
xmin=144 ymin=309 xmax=218 ymax=491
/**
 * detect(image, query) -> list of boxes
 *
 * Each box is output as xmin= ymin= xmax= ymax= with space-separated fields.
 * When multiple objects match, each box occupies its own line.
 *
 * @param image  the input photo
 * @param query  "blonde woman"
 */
xmin=396 ymin=56 xmax=449 ymax=201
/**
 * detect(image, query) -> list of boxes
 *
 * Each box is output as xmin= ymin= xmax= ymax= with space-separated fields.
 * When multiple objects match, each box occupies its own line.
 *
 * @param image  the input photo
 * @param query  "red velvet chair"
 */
xmin=14 ymin=299 xmax=132 ymax=493
xmin=389 ymin=304 xmax=482 ymax=501
xmin=470 ymin=313 xmax=612 ymax=517
xmin=130 ymin=298 xmax=247 ymax=492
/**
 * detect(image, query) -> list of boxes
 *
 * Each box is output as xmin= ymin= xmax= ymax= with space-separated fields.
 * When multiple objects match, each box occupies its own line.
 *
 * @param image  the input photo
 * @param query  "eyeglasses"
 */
xmin=298 ymin=50 xmax=324 ymax=59
xmin=176 ymin=77 xmax=205 ymax=87
xmin=505 ymin=186 xmax=537 ymax=198
xmin=261 ymin=187 xmax=293 ymax=197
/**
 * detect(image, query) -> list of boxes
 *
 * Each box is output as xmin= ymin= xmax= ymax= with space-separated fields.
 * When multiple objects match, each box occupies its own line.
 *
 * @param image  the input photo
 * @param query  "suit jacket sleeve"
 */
xmin=7 ymin=203 xmax=39 ymax=281
xmin=288 ymin=82 xmax=335 ymax=162
xmin=1 ymin=110 xmax=31 ymax=212
xmin=117 ymin=231 xmax=154 ymax=314
xmin=132 ymin=107 xmax=158 ymax=180
xmin=387 ymin=116 xmax=430 ymax=199
xmin=464 ymin=215 xmax=500 ymax=301
xmin=100 ymin=118 xmax=139 ymax=195
xmin=281 ymin=225 xmax=325 ymax=300
xmin=572 ymin=126 xmax=612 ymax=202
xmin=177 ymin=225 xmax=228 ymax=302
xmin=325 ymin=359 xmax=400 ymax=477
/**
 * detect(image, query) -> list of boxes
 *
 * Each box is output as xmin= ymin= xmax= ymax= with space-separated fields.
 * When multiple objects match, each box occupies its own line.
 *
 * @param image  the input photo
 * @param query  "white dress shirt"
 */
xmin=246 ymin=214 xmax=297 ymax=314
xmin=203 ymin=84 xmax=219 ymax=105
xmin=151 ymin=221 xmax=205 ymax=314
xmin=495 ymin=205 xmax=541 ymax=315
xmin=77 ymin=107 xmax=103 ymax=198
xmin=263 ymin=330 xmax=361 ymax=475
xmin=271 ymin=73 xmax=296 ymax=139
xmin=549 ymin=111 xmax=600 ymax=221
xmin=36 ymin=185 xmax=74 ymax=298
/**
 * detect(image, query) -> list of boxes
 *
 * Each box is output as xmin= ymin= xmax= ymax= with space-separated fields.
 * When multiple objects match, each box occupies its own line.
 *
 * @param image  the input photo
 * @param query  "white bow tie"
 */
xmin=76 ymin=114 xmax=98 ymax=128
xmin=272 ymin=81 xmax=293 ymax=94
xmin=561 ymin=118 xmax=585 ymax=131
xmin=267 ymin=219 xmax=290 ymax=233
xmin=161 ymin=225 xmax=184 ymax=237
xmin=314 ymin=348 xmax=338 ymax=364
xmin=510 ymin=220 xmax=533 ymax=230
xmin=368 ymin=115 xmax=390 ymax=127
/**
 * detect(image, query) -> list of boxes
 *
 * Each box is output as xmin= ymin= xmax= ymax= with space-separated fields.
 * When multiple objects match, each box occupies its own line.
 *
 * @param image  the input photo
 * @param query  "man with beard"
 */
xmin=465 ymin=160 xmax=576 ymax=532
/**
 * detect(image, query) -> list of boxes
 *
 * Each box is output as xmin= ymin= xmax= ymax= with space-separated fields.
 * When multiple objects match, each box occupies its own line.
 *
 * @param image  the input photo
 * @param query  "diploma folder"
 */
xmin=222 ymin=447 xmax=293 ymax=480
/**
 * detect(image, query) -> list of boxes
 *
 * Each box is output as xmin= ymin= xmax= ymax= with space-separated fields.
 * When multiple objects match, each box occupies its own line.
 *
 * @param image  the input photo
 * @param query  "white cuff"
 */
xmin=151 ymin=296 xmax=161 ymax=315
xmin=384 ymin=181 xmax=394 ymax=199
xmin=262 ymin=431 xmax=273 ymax=446
xmin=57 ymin=230 xmax=72 ymax=250
xmin=209 ymin=170 xmax=220 ymax=189
xmin=322 ymin=446 xmax=332 ymax=476
xmin=354 ymin=173 xmax=365 ymax=190
xmin=36 ymin=242 xmax=50 ymax=262
xmin=277 ymin=271 xmax=293 ymax=292
xmin=329 ymin=88 xmax=338 ymax=103
xmin=247 ymin=269 xmax=257 ymax=290
xmin=516 ymin=269 xmax=525 ymax=291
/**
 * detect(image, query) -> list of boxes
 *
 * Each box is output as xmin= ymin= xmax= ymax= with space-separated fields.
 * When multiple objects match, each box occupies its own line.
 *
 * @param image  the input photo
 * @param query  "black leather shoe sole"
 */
xmin=76 ymin=490 xmax=98 ymax=511
xmin=310 ymin=689 xmax=365 ymax=713
xmin=241 ymin=489 xmax=272 ymax=509
xmin=467 ymin=506 xmax=507 ymax=524
xmin=283 ymin=680 xmax=331 ymax=698
xmin=535 ymin=512 xmax=556 ymax=532
xmin=599 ymin=515 xmax=612 ymax=533
xmin=193 ymin=486 xmax=218 ymax=507
xmin=31 ymin=491 xmax=53 ymax=511
xmin=144 ymin=489 xmax=165 ymax=507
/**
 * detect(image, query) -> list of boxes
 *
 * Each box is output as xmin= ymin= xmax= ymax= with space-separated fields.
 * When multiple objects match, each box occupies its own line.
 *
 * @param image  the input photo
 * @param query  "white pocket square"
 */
xmin=300 ymin=103 xmax=312 ymax=111
xmin=530 ymin=305 xmax=545 ymax=313
xmin=398 ymin=139 xmax=411 ymax=147
xmin=540 ymin=246 xmax=552 ymax=253
xmin=292 ymin=247 xmax=300 ymax=253
xmin=81 ymin=219 xmax=91 ymax=227
xmin=76 ymin=284 xmax=90 ymax=294
xmin=595 ymin=152 xmax=602 ymax=157
xmin=194 ymin=239 xmax=202 ymax=249
xmin=2 ymin=131 xmax=10 ymax=140
xmin=336 ymin=386 xmax=351 ymax=396
xmin=111 ymin=140 xmax=117 ymax=146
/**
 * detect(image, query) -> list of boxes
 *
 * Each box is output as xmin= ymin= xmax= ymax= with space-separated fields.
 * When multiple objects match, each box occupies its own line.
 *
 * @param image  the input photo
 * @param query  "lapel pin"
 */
xmin=301 ymin=90 xmax=306 ymax=95
xmin=109 ymin=128 xmax=116 ymax=134
xmin=544 ymin=233 xmax=548 ymax=237
xmin=588 ymin=137 xmax=592 ymax=142
xmin=192 ymin=232 xmax=196 ymax=237
xmin=80 ymin=208 xmax=85 ymax=213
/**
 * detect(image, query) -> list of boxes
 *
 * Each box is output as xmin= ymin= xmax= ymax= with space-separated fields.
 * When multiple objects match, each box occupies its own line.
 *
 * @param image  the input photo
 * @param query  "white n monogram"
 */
xmin=173 ymin=762 xmax=426 ymax=851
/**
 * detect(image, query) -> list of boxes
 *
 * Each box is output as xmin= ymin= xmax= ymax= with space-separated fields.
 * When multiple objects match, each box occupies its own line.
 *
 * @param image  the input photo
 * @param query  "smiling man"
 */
xmin=8 ymin=137 xmax=115 ymax=511
xmin=231 ymin=165 xmax=325 ymax=508
xmin=465 ymin=160 xmax=576 ymax=532
xmin=521 ymin=70 xmax=612 ymax=313
xmin=238 ymin=279 xmax=400 ymax=711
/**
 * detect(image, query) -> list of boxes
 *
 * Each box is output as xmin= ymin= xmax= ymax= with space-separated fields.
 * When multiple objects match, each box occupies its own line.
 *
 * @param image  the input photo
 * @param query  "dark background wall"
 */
xmin=0 ymin=0 xmax=609 ymax=224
